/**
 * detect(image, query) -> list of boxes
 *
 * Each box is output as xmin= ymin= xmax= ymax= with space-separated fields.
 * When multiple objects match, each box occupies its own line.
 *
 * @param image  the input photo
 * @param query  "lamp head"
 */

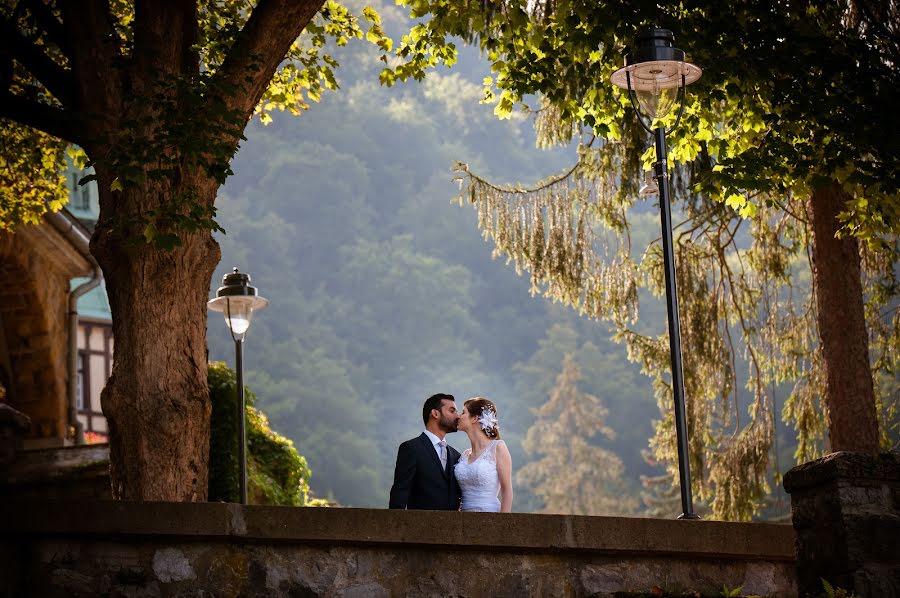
xmin=610 ymin=27 xmax=702 ymax=120
xmin=639 ymin=170 xmax=659 ymax=197
xmin=207 ymin=268 xmax=268 ymax=340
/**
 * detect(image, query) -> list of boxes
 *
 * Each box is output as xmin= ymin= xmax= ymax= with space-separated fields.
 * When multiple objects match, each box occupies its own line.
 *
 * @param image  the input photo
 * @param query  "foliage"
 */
xmin=820 ymin=579 xmax=860 ymax=598
xmin=0 ymin=120 xmax=68 ymax=231
xmin=207 ymin=361 xmax=323 ymax=506
xmin=383 ymin=0 xmax=899 ymax=239
xmin=518 ymin=353 xmax=637 ymax=515
xmin=203 ymin=35 xmax=670 ymax=508
xmin=0 ymin=0 xmax=392 ymax=246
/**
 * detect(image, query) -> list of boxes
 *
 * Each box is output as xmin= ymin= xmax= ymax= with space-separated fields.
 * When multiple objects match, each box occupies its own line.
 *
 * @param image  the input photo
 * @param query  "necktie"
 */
xmin=438 ymin=440 xmax=447 ymax=470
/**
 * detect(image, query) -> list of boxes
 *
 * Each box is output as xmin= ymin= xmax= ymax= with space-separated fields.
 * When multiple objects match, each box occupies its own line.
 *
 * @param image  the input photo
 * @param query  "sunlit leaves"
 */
xmin=388 ymin=0 xmax=898 ymax=239
xmin=0 ymin=121 xmax=68 ymax=232
xmin=1 ymin=0 xmax=396 ymax=244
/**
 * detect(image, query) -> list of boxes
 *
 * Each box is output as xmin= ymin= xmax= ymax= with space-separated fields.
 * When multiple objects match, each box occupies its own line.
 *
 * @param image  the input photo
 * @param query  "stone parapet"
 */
xmin=784 ymin=451 xmax=900 ymax=597
xmin=0 ymin=443 xmax=110 ymax=499
xmin=0 ymin=499 xmax=796 ymax=597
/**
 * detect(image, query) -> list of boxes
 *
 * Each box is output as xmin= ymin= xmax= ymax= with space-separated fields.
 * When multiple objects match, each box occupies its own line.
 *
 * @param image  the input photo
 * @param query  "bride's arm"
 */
xmin=496 ymin=440 xmax=513 ymax=513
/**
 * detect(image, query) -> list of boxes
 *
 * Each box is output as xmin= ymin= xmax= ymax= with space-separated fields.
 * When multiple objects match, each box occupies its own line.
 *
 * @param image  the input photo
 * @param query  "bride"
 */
xmin=453 ymin=397 xmax=513 ymax=512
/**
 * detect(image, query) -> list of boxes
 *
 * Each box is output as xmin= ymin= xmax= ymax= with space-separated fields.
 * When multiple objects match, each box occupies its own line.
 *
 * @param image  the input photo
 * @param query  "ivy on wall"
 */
xmin=207 ymin=362 xmax=325 ymax=506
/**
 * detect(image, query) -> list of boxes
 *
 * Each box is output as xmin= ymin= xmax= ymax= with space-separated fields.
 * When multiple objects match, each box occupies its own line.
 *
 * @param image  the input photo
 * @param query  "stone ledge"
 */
xmin=0 ymin=499 xmax=795 ymax=562
xmin=0 ymin=443 xmax=110 ymax=484
xmin=783 ymin=451 xmax=900 ymax=493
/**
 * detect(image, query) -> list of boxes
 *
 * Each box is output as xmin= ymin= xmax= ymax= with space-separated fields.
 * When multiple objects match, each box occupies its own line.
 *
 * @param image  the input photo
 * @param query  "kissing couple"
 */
xmin=388 ymin=393 xmax=513 ymax=513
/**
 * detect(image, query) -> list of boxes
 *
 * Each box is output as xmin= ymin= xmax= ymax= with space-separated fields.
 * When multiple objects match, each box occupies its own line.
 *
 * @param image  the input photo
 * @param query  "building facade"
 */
xmin=65 ymin=161 xmax=113 ymax=443
xmin=0 ymin=209 xmax=93 ymax=447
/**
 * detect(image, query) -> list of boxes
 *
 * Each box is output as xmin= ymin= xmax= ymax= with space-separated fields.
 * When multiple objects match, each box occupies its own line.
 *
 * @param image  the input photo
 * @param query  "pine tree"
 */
xmin=518 ymin=353 xmax=637 ymax=516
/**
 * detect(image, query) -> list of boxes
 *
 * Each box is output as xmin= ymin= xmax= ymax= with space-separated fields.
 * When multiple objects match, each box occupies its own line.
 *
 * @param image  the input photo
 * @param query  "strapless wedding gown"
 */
xmin=454 ymin=439 xmax=503 ymax=512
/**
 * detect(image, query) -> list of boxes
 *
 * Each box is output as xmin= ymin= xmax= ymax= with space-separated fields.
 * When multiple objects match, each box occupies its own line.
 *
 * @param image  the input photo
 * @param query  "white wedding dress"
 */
xmin=454 ymin=439 xmax=503 ymax=512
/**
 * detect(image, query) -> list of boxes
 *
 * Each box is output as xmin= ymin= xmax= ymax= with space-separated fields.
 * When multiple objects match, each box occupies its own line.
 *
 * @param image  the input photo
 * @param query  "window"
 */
xmin=69 ymin=171 xmax=91 ymax=210
xmin=76 ymin=352 xmax=89 ymax=412
xmin=79 ymin=185 xmax=90 ymax=210
xmin=76 ymin=361 xmax=84 ymax=411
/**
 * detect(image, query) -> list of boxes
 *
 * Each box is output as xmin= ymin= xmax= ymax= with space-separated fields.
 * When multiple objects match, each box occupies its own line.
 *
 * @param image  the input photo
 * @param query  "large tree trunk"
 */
xmin=808 ymin=182 xmax=878 ymax=454
xmin=92 ymin=175 xmax=220 ymax=500
xmin=55 ymin=0 xmax=324 ymax=501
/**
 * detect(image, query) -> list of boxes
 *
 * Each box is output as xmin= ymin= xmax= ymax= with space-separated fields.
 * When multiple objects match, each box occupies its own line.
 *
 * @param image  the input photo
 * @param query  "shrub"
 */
xmin=207 ymin=362 xmax=324 ymax=506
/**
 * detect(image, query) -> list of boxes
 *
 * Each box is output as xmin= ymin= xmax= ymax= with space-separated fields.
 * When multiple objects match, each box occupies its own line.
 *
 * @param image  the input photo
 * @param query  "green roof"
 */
xmin=70 ymin=278 xmax=112 ymax=321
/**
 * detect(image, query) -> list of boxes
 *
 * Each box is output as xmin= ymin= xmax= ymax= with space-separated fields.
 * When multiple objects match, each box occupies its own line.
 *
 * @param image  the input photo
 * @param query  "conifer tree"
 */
xmin=518 ymin=353 xmax=637 ymax=516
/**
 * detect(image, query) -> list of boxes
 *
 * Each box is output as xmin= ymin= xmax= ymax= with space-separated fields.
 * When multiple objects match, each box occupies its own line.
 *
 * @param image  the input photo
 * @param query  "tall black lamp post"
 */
xmin=611 ymin=27 xmax=702 ymax=520
xmin=208 ymin=268 xmax=268 ymax=505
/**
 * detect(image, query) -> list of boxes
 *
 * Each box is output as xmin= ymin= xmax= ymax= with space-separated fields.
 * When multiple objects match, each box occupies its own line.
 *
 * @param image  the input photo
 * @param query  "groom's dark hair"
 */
xmin=423 ymin=393 xmax=455 ymax=425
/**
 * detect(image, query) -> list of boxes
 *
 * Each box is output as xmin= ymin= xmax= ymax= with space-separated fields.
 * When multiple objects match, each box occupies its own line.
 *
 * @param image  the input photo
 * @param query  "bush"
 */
xmin=207 ymin=362 xmax=324 ymax=506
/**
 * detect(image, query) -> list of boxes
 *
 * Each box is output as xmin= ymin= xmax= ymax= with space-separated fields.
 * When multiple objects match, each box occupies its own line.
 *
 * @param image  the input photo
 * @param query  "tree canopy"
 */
xmin=384 ymin=0 xmax=899 ymax=238
xmin=371 ymin=0 xmax=899 ymax=519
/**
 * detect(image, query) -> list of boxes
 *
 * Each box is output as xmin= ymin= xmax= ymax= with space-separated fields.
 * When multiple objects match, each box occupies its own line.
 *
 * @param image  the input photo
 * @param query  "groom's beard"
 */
xmin=439 ymin=416 xmax=458 ymax=433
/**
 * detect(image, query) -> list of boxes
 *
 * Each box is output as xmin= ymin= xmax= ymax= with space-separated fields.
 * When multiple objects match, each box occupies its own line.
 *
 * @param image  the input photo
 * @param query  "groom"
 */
xmin=389 ymin=393 xmax=462 ymax=510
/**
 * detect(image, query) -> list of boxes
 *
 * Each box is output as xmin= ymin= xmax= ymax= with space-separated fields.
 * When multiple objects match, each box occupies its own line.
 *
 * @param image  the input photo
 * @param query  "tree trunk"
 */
xmin=807 ymin=182 xmax=878 ymax=454
xmin=92 ymin=174 xmax=220 ymax=501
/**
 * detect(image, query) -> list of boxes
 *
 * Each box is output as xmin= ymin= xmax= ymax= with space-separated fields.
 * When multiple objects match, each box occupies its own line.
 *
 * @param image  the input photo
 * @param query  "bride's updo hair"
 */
xmin=464 ymin=396 xmax=501 ymax=439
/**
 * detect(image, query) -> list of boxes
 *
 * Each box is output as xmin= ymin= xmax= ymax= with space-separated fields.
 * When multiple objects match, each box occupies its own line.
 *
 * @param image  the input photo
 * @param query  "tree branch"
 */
xmin=211 ymin=0 xmax=325 ymax=125
xmin=60 ymin=0 xmax=122 ymax=147
xmin=0 ymin=92 xmax=81 ymax=142
xmin=0 ymin=17 xmax=74 ymax=106
xmin=21 ymin=0 xmax=72 ymax=58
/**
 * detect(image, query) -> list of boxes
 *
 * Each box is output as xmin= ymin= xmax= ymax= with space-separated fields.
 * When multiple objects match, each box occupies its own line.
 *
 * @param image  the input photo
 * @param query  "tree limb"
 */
xmin=21 ymin=0 xmax=72 ymax=58
xmin=211 ymin=0 xmax=325 ymax=127
xmin=60 ymin=0 xmax=122 ymax=145
xmin=0 ymin=92 xmax=81 ymax=142
xmin=0 ymin=17 xmax=74 ymax=106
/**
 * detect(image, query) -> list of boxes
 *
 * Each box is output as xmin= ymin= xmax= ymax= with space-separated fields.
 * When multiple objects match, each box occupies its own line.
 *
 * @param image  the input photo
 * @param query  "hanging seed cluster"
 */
xmin=454 ymin=161 xmax=638 ymax=325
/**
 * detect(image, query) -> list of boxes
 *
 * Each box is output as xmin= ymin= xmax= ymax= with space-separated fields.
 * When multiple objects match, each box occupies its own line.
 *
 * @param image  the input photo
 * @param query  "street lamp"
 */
xmin=207 ymin=267 xmax=268 ymax=505
xmin=611 ymin=26 xmax=702 ymax=520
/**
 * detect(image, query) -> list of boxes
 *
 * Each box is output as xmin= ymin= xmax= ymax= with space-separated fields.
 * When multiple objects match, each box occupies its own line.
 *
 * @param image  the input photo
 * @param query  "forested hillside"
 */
xmin=206 ymin=5 xmax=798 ymax=511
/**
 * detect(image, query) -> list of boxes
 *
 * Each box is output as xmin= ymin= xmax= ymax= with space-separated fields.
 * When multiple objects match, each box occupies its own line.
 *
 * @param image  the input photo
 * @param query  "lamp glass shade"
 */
xmin=639 ymin=171 xmax=659 ymax=196
xmin=224 ymin=299 xmax=253 ymax=336
xmin=636 ymin=85 xmax=678 ymax=120
xmin=207 ymin=294 xmax=269 ymax=339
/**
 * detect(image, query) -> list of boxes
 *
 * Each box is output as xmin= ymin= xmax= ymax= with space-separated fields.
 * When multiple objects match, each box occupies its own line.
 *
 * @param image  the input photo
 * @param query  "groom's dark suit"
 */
xmin=389 ymin=432 xmax=462 ymax=510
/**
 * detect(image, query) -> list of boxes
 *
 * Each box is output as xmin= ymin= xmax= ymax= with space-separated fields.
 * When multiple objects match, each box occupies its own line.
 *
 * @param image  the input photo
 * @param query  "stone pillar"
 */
xmin=784 ymin=451 xmax=900 ymax=597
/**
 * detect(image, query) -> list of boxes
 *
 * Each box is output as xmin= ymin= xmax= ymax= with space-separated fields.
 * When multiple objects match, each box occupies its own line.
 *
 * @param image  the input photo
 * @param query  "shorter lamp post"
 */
xmin=611 ymin=26 xmax=702 ymax=520
xmin=208 ymin=268 xmax=268 ymax=505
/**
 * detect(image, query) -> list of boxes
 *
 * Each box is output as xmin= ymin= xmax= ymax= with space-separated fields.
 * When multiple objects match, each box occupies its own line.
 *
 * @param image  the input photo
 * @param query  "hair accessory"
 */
xmin=478 ymin=407 xmax=499 ymax=432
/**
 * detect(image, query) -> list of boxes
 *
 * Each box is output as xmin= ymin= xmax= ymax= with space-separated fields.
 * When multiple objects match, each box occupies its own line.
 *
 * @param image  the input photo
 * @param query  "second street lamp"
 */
xmin=611 ymin=26 xmax=702 ymax=520
xmin=208 ymin=268 xmax=269 ymax=505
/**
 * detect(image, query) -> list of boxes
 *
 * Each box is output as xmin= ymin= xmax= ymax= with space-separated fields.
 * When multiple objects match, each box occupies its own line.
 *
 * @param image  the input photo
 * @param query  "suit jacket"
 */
xmin=389 ymin=432 xmax=462 ymax=510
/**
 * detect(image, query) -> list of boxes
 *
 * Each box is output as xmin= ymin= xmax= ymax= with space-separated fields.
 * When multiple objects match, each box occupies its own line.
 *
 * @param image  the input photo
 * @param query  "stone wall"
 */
xmin=784 ymin=451 xmax=900 ymax=597
xmin=1 ymin=500 xmax=797 ymax=597
xmin=0 ymin=443 xmax=110 ymax=499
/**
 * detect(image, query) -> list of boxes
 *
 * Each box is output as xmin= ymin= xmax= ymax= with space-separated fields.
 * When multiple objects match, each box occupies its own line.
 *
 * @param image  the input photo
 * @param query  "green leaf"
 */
xmin=143 ymin=223 xmax=157 ymax=243
xmin=725 ymin=192 xmax=745 ymax=211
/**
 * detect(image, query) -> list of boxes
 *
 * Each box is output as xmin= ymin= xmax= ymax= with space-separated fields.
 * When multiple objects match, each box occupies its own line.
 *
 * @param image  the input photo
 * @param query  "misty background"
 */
xmin=206 ymin=3 xmax=796 ymax=512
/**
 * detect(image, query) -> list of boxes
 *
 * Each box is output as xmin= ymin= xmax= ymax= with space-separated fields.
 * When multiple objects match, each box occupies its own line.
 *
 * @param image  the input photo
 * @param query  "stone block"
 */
xmin=785 ymin=451 xmax=900 ymax=597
